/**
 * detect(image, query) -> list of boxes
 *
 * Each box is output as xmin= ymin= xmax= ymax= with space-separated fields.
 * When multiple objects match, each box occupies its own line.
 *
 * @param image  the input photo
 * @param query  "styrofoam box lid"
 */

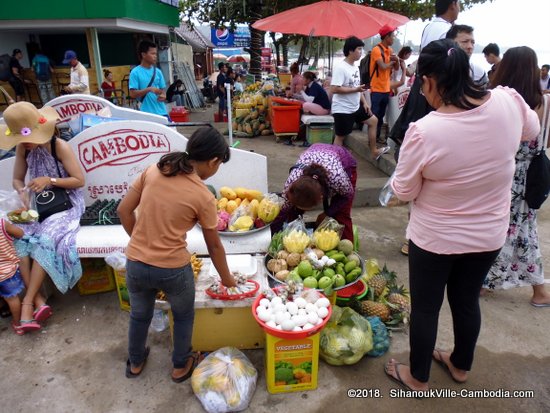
xmin=208 ymin=254 xmax=258 ymax=277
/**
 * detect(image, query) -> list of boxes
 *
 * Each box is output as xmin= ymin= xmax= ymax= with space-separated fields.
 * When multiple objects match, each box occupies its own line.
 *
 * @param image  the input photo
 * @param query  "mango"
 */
xmin=219 ymin=186 xmax=237 ymax=200
xmin=217 ymin=197 xmax=228 ymax=211
xmin=226 ymin=200 xmax=238 ymax=214
xmin=249 ymin=199 xmax=259 ymax=219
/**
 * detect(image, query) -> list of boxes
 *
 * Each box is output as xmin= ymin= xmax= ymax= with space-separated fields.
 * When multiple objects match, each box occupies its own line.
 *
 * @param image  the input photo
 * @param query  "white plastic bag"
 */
xmin=0 ymin=190 xmax=24 ymax=218
xmin=191 ymin=347 xmax=257 ymax=413
xmin=105 ymin=251 xmax=127 ymax=271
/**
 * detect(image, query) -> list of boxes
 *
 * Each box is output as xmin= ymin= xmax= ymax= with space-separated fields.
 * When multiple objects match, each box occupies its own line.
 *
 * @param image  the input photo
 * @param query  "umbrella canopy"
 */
xmin=227 ymin=54 xmax=250 ymax=63
xmin=213 ymin=53 xmax=227 ymax=60
xmin=252 ymin=0 xmax=409 ymax=39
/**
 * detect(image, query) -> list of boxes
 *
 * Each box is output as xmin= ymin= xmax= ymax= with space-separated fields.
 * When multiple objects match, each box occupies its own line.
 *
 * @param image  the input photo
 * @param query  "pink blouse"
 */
xmin=391 ymin=86 xmax=540 ymax=254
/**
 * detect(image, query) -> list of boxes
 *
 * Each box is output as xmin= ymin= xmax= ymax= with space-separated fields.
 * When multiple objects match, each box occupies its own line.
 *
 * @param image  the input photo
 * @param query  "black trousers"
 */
xmin=408 ymin=240 xmax=500 ymax=382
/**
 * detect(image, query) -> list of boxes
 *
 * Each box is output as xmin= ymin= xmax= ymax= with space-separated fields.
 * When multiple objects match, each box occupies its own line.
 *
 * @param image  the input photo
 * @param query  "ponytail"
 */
xmin=157 ymin=126 xmax=230 ymax=177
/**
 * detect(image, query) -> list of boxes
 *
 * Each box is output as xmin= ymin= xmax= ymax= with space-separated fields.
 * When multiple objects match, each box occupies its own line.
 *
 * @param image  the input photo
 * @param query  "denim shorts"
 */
xmin=0 ymin=268 xmax=25 ymax=298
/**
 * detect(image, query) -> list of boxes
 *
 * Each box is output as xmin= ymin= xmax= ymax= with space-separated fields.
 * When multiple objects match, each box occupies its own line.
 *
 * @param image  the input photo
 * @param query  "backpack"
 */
xmin=359 ymin=45 xmax=384 ymax=88
xmin=32 ymin=54 xmax=51 ymax=81
xmin=525 ymin=95 xmax=550 ymax=209
xmin=0 ymin=54 xmax=11 ymax=82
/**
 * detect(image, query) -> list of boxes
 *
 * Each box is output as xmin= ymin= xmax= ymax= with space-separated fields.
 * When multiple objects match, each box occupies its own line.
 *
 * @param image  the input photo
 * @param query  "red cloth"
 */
xmin=101 ymin=81 xmax=115 ymax=98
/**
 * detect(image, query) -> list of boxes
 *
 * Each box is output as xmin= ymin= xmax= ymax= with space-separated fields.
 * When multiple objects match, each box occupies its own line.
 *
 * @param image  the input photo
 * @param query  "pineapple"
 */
xmin=360 ymin=300 xmax=391 ymax=322
xmin=367 ymin=264 xmax=396 ymax=299
xmin=387 ymin=284 xmax=411 ymax=313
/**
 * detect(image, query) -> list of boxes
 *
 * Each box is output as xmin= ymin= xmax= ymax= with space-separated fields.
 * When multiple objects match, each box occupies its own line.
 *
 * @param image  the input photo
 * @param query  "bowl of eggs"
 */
xmin=252 ymin=288 xmax=332 ymax=339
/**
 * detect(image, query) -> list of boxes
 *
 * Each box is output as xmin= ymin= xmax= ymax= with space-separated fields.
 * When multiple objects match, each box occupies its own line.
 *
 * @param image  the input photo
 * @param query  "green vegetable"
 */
xmin=268 ymin=231 xmax=284 ymax=257
xmin=331 ymin=253 xmax=346 ymax=262
xmin=344 ymin=260 xmax=357 ymax=273
xmin=275 ymin=367 xmax=294 ymax=383
xmin=298 ymin=361 xmax=312 ymax=373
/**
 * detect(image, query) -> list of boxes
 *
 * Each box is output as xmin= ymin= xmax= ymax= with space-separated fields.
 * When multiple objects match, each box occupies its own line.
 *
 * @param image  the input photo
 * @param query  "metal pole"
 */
xmin=226 ymin=82 xmax=233 ymax=146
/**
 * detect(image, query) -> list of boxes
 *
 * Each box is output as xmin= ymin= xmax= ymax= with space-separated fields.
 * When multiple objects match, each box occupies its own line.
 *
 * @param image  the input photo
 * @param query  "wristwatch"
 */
xmin=50 ymin=177 xmax=57 ymax=185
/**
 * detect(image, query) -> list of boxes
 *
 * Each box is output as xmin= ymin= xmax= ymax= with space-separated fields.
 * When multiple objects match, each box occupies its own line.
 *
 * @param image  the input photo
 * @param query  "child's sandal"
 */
xmin=11 ymin=322 xmax=25 ymax=336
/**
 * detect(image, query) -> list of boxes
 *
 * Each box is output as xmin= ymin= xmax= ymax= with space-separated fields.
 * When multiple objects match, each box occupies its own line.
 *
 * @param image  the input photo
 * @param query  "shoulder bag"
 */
xmin=525 ymin=95 xmax=550 ymax=209
xmin=138 ymin=67 xmax=157 ymax=103
xmin=35 ymin=136 xmax=73 ymax=222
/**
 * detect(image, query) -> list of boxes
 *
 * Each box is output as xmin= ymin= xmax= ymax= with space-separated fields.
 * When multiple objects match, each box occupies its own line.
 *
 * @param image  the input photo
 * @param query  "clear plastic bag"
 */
xmin=191 ymin=347 xmax=258 ymax=413
xmin=379 ymin=172 xmax=407 ymax=207
xmin=282 ymin=216 xmax=311 ymax=254
xmin=105 ymin=251 xmax=127 ymax=271
xmin=227 ymin=204 xmax=254 ymax=232
xmin=0 ymin=189 xmax=25 ymax=218
xmin=312 ymin=217 xmax=343 ymax=252
xmin=149 ymin=308 xmax=169 ymax=333
xmin=319 ymin=306 xmax=373 ymax=366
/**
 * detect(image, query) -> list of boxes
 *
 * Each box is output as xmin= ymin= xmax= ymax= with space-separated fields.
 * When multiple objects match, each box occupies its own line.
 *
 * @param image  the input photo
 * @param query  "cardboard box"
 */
xmin=77 ymin=259 xmax=116 ymax=296
xmin=265 ymin=332 xmax=319 ymax=393
xmin=113 ymin=268 xmax=131 ymax=311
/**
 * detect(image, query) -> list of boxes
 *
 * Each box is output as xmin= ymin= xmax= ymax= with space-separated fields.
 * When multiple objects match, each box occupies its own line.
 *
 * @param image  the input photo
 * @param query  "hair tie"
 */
xmin=312 ymin=174 xmax=319 ymax=180
xmin=447 ymin=48 xmax=455 ymax=56
xmin=183 ymin=151 xmax=189 ymax=156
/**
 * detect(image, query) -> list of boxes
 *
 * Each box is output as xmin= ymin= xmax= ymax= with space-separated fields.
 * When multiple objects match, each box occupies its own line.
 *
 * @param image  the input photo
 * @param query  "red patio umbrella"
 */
xmin=252 ymin=0 xmax=409 ymax=39
xmin=226 ymin=54 xmax=250 ymax=63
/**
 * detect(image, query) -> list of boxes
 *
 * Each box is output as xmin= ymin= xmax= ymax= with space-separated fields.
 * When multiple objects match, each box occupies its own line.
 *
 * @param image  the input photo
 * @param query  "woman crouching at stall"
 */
xmin=1 ymin=102 xmax=85 ymax=333
xmin=117 ymin=127 xmax=237 ymax=382
xmin=302 ymin=71 xmax=331 ymax=116
xmin=271 ymin=143 xmax=357 ymax=241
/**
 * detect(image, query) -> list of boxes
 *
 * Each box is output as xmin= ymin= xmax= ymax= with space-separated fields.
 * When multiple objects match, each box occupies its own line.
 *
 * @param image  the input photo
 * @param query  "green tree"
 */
xmin=179 ymin=0 xmax=493 ymax=79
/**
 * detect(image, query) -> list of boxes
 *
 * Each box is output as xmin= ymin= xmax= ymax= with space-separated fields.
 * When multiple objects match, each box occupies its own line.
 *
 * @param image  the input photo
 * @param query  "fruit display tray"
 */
xmin=80 ymin=199 xmax=121 ymax=226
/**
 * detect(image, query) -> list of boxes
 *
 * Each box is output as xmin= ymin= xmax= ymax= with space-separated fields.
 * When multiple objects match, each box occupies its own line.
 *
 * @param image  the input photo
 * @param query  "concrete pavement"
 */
xmin=1 ymin=102 xmax=549 ymax=412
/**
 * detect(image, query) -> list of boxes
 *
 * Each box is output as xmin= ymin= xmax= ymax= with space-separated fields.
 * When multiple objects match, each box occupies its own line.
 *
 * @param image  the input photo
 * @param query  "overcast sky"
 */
xmin=400 ymin=0 xmax=550 ymax=52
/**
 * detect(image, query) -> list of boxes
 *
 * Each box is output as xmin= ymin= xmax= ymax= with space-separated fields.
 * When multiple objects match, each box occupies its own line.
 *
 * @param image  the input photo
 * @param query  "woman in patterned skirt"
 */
xmin=482 ymin=47 xmax=550 ymax=307
xmin=0 ymin=102 xmax=85 ymax=332
xmin=271 ymin=143 xmax=357 ymax=241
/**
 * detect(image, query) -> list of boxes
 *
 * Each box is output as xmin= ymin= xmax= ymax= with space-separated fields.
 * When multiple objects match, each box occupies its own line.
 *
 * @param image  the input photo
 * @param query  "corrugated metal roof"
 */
xmin=174 ymin=23 xmax=214 ymax=52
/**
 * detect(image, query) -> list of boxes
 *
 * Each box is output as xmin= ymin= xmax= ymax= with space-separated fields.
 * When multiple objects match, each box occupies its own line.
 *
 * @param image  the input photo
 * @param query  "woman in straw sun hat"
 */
xmin=0 ymin=102 xmax=85 ymax=333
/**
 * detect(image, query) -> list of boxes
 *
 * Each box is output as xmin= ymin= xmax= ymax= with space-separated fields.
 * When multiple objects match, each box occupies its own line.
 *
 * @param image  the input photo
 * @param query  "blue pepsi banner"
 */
xmin=211 ymin=26 xmax=250 ymax=48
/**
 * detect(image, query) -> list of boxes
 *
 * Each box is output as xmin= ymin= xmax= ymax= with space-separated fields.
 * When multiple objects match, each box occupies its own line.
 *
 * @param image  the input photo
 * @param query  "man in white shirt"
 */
xmin=62 ymin=50 xmax=90 ymax=95
xmin=446 ymin=25 xmax=488 ymax=88
xmin=420 ymin=0 xmax=459 ymax=50
xmin=330 ymin=36 xmax=389 ymax=159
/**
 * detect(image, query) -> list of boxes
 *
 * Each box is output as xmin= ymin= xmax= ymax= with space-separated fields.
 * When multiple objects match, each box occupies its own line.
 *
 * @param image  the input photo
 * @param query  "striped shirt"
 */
xmin=0 ymin=218 xmax=19 ymax=282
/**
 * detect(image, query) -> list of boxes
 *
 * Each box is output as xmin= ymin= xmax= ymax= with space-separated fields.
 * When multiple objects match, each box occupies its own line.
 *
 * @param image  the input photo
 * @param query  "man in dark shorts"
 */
xmin=330 ymin=37 xmax=389 ymax=159
xmin=216 ymin=62 xmax=228 ymax=121
xmin=9 ymin=49 xmax=26 ymax=102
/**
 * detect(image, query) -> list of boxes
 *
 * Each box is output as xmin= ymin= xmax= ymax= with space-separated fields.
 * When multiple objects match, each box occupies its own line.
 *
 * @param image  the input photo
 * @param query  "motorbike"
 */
xmin=201 ymin=77 xmax=217 ymax=103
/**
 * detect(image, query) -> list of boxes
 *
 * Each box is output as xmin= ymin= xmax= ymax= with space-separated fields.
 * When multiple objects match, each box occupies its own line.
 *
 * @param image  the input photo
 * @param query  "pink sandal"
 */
xmin=19 ymin=319 xmax=41 ymax=333
xmin=33 ymin=304 xmax=52 ymax=323
xmin=11 ymin=321 xmax=25 ymax=336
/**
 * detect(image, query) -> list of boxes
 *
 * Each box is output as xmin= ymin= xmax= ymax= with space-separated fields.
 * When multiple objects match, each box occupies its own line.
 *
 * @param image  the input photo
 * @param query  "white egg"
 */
xmin=256 ymin=306 xmax=265 ymax=315
xmin=295 ymin=315 xmax=308 ymax=327
xmin=274 ymin=303 xmax=287 ymax=314
xmin=294 ymin=297 xmax=307 ymax=308
xmin=271 ymin=296 xmax=283 ymax=306
xmin=260 ymin=298 xmax=270 ymax=308
xmin=274 ymin=311 xmax=287 ymax=325
xmin=316 ymin=317 xmax=324 ymax=325
xmin=266 ymin=320 xmax=277 ymax=328
xmin=307 ymin=312 xmax=319 ymax=325
xmin=297 ymin=309 xmax=307 ymax=316
xmin=305 ymin=303 xmax=317 ymax=313
xmin=281 ymin=319 xmax=295 ymax=331
xmin=316 ymin=297 xmax=331 ymax=308
xmin=283 ymin=311 xmax=292 ymax=320
xmin=275 ymin=324 xmax=283 ymax=330
xmin=302 ymin=322 xmax=314 ymax=331
xmin=258 ymin=311 xmax=272 ymax=322
xmin=286 ymin=301 xmax=298 ymax=315
xmin=292 ymin=326 xmax=303 ymax=332
xmin=317 ymin=306 xmax=329 ymax=318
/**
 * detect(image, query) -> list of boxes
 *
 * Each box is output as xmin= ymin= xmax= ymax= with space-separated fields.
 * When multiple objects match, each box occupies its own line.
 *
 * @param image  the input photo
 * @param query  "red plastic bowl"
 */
xmin=206 ymin=280 xmax=259 ymax=300
xmin=252 ymin=289 xmax=332 ymax=339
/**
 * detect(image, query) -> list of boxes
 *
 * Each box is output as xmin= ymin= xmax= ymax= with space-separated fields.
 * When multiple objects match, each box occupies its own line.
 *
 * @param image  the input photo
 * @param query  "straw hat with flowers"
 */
xmin=0 ymin=102 xmax=59 ymax=151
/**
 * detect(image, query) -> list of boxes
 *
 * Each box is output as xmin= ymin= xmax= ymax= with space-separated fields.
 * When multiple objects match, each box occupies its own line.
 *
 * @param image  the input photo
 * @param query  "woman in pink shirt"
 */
xmin=384 ymin=39 xmax=540 ymax=393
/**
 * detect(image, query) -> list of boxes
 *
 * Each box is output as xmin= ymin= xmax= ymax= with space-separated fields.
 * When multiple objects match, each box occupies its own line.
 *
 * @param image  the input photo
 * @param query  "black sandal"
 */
xmin=125 ymin=347 xmax=150 ymax=379
xmin=171 ymin=352 xmax=204 ymax=383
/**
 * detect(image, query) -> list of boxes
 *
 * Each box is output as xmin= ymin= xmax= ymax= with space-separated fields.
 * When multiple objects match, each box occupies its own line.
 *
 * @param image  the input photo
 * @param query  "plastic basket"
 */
xmin=205 ymin=280 xmax=260 ymax=300
xmin=252 ymin=289 xmax=332 ymax=339
xmin=270 ymin=105 xmax=301 ymax=134
xmin=336 ymin=278 xmax=368 ymax=303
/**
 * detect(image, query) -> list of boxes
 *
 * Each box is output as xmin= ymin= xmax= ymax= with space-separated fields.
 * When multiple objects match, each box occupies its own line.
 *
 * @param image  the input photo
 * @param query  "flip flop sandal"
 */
xmin=33 ymin=304 xmax=53 ymax=323
xmin=432 ymin=349 xmax=467 ymax=384
xmin=19 ymin=319 xmax=41 ymax=333
xmin=126 ymin=346 xmax=150 ymax=379
xmin=530 ymin=301 xmax=550 ymax=308
xmin=384 ymin=360 xmax=424 ymax=399
xmin=171 ymin=352 xmax=205 ymax=383
xmin=11 ymin=322 xmax=25 ymax=336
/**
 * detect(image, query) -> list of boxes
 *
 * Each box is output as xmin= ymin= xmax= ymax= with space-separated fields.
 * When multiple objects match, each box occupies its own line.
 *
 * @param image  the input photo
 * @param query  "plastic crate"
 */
xmin=77 ymin=259 xmax=116 ymax=296
xmin=113 ymin=268 xmax=130 ymax=312
xmin=307 ymin=123 xmax=334 ymax=144
xmin=169 ymin=106 xmax=189 ymax=122
xmin=214 ymin=113 xmax=228 ymax=122
xmin=80 ymin=199 xmax=121 ymax=226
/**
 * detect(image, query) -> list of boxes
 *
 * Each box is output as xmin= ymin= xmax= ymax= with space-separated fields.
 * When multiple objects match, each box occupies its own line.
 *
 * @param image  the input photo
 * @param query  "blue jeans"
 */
xmin=370 ymin=92 xmax=390 ymax=140
xmin=126 ymin=259 xmax=195 ymax=368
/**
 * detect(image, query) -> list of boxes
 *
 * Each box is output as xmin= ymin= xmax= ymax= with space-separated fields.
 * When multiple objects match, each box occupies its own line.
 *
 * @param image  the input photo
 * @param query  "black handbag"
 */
xmin=525 ymin=95 xmax=550 ymax=210
xmin=35 ymin=136 xmax=73 ymax=222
